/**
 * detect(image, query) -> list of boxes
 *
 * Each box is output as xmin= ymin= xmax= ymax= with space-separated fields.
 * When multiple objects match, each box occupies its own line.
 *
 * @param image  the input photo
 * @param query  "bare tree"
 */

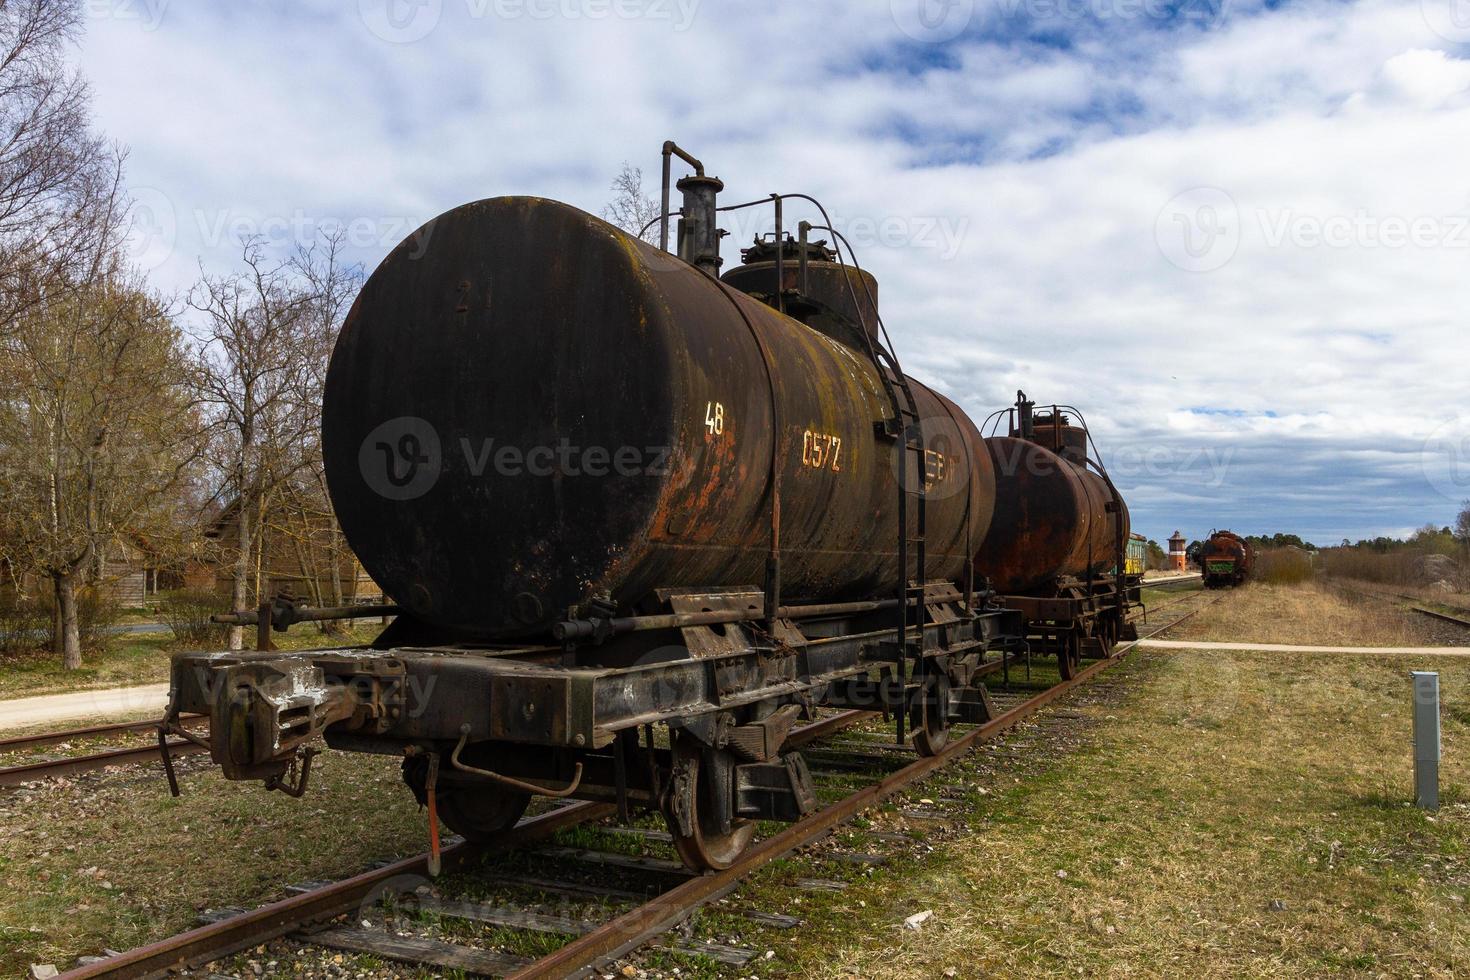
xmin=0 ymin=263 xmax=204 ymax=666
xmin=600 ymin=162 xmax=660 ymax=243
xmin=188 ymin=235 xmax=358 ymax=648
xmin=0 ymin=0 xmax=124 ymax=331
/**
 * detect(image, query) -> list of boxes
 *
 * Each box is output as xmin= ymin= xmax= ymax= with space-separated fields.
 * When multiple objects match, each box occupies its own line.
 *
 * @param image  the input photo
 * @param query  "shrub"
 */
xmin=0 ymin=592 xmax=48 ymax=656
xmin=1256 ymin=548 xmax=1315 ymax=585
xmin=74 ymin=585 xmax=119 ymax=651
xmin=21 ymin=585 xmax=122 ymax=654
xmin=160 ymin=588 xmax=228 ymax=649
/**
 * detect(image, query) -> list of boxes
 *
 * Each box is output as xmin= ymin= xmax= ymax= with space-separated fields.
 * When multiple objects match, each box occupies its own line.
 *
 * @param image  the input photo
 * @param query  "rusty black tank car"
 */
xmin=972 ymin=394 xmax=1138 ymax=678
xmin=164 ymin=144 xmax=1137 ymax=872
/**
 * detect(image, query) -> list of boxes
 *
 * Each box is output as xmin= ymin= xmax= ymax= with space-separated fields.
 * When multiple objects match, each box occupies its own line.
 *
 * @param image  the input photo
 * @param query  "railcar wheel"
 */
xmin=436 ymin=785 xmax=532 ymax=842
xmin=662 ymin=737 xmax=755 ymax=872
xmin=912 ymin=673 xmax=952 ymax=757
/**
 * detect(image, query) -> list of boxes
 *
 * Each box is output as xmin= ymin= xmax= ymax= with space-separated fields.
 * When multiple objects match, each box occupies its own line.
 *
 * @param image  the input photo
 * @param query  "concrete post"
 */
xmin=1412 ymin=671 xmax=1440 ymax=810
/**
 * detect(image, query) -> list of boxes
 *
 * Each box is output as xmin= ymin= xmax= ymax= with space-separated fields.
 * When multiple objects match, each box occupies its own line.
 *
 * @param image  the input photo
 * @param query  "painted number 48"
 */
xmin=704 ymin=401 xmax=725 ymax=436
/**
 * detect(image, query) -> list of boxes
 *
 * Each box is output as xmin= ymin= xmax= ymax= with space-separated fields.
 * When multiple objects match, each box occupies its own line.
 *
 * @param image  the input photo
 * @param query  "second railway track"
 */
xmin=57 ymin=593 xmax=1219 ymax=980
xmin=0 ymin=715 xmax=208 ymax=788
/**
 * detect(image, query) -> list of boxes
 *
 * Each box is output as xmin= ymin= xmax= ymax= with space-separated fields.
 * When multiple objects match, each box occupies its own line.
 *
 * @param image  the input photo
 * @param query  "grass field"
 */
xmin=1170 ymin=582 xmax=1445 ymax=646
xmin=0 ymin=749 xmax=426 ymax=978
xmin=716 ymin=584 xmax=1470 ymax=978
xmin=4 ymin=583 xmax=1468 ymax=977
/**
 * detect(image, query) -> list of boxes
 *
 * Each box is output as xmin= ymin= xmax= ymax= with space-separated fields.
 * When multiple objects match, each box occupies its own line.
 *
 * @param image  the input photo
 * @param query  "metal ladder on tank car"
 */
xmin=867 ymin=344 xmax=929 ymax=745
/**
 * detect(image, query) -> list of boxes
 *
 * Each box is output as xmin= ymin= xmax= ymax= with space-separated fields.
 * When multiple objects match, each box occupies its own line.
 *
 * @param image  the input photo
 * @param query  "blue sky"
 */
xmin=75 ymin=0 xmax=1470 ymax=546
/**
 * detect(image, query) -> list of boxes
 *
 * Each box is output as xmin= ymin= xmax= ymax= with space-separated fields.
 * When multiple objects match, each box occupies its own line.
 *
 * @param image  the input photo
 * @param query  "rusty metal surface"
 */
xmin=1201 ymin=529 xmax=1255 ymax=586
xmin=973 ymin=435 xmax=1126 ymax=593
xmin=720 ymin=236 xmax=880 ymax=347
xmin=323 ymin=197 xmax=995 ymax=638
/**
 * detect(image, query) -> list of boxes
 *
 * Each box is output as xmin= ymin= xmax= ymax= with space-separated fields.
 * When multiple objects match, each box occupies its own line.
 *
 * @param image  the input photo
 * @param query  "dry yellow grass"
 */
xmin=1168 ymin=582 xmax=1440 ymax=646
xmin=747 ymin=647 xmax=1470 ymax=979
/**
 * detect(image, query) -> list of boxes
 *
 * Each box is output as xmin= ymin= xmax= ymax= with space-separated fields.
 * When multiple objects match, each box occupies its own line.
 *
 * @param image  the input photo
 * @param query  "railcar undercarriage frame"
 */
xmin=1001 ymin=573 xmax=1140 ymax=679
xmin=165 ymin=583 xmax=1022 ymax=870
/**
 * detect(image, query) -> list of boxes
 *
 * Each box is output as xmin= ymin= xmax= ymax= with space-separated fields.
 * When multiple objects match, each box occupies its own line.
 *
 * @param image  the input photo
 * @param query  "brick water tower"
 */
xmin=1169 ymin=530 xmax=1188 ymax=572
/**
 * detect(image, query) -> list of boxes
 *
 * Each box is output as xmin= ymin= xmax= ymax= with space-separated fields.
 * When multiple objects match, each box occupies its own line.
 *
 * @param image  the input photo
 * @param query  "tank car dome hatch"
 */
xmin=1018 ymin=411 xmax=1089 ymax=466
xmin=720 ymin=234 xmax=880 ymax=351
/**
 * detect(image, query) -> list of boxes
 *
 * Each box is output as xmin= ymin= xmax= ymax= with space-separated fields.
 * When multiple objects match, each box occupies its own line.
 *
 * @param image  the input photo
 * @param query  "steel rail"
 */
xmin=55 ymin=709 xmax=873 ymax=980
xmin=0 ymin=715 xmax=203 ymax=753
xmin=0 ymin=739 xmax=207 ymax=788
xmin=56 ymin=801 xmax=611 ymax=980
xmin=510 ymin=602 xmax=1216 ymax=979
xmin=1333 ymin=583 xmax=1470 ymax=628
xmin=1409 ymin=604 xmax=1470 ymax=629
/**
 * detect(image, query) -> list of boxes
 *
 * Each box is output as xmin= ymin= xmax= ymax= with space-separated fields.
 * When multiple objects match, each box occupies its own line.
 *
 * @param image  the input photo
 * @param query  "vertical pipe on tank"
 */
xmin=659 ymin=140 xmax=706 ymax=255
xmin=1016 ymin=391 xmax=1034 ymax=439
xmin=771 ymin=195 xmax=784 ymax=314
xmin=797 ymin=220 xmax=811 ymax=296
xmin=676 ymin=174 xmax=725 ymax=277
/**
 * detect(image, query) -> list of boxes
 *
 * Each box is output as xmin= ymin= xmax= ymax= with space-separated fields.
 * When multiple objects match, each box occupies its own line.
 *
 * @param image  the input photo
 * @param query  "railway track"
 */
xmin=0 ymin=716 xmax=207 ymax=788
xmin=1333 ymin=583 xmax=1470 ymax=631
xmin=57 ymin=593 xmax=1217 ymax=980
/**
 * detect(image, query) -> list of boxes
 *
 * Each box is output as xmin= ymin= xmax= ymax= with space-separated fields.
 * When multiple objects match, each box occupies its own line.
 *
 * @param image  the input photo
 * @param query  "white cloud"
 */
xmin=71 ymin=0 xmax=1470 ymax=543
